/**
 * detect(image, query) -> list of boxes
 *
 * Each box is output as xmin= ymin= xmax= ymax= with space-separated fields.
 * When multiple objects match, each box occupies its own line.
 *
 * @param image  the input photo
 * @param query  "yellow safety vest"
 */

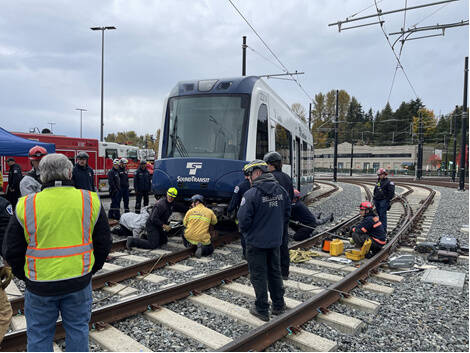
xmin=183 ymin=204 xmax=217 ymax=245
xmin=15 ymin=186 xmax=101 ymax=282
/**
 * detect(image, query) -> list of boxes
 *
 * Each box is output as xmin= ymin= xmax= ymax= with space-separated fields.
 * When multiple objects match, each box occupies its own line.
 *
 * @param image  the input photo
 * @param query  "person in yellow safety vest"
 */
xmin=3 ymin=154 xmax=112 ymax=352
xmin=182 ymin=194 xmax=217 ymax=258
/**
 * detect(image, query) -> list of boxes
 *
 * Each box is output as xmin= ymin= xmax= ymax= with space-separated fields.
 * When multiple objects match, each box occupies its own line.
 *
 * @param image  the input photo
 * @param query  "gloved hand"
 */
xmin=349 ymin=237 xmax=355 ymax=245
xmin=162 ymin=224 xmax=171 ymax=232
xmin=0 ymin=266 xmax=13 ymax=290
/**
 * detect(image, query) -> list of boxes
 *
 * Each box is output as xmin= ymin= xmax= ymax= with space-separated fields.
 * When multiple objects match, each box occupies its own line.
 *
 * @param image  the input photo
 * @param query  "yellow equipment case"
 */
xmin=329 ymin=239 xmax=344 ymax=256
xmin=345 ymin=239 xmax=372 ymax=261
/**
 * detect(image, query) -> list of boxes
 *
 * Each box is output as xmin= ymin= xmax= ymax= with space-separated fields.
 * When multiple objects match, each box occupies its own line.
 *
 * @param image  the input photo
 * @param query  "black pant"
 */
xmin=6 ymin=189 xmax=20 ymax=208
xmin=182 ymin=236 xmax=214 ymax=257
xmin=280 ymin=224 xmax=289 ymax=278
xmin=291 ymin=222 xmax=315 ymax=241
xmin=129 ymin=223 xmax=167 ymax=249
xmin=108 ymin=190 xmax=121 ymax=220
xmin=113 ymin=224 xmax=133 ymax=237
xmin=135 ymin=191 xmax=149 ymax=213
xmin=121 ymin=188 xmax=130 ymax=213
xmin=246 ymin=245 xmax=285 ymax=316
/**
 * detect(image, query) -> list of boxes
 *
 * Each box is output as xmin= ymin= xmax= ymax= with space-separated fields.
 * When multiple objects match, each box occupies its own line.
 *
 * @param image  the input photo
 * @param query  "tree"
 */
xmin=291 ymin=103 xmax=307 ymax=122
xmin=412 ymin=108 xmax=437 ymax=141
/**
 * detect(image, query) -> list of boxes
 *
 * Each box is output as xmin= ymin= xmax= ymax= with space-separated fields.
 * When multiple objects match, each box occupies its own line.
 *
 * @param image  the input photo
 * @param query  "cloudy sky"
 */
xmin=1 ymin=0 xmax=468 ymax=140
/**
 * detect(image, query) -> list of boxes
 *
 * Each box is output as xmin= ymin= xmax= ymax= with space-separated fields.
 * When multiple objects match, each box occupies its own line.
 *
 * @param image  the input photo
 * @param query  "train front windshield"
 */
xmin=165 ymin=95 xmax=249 ymax=160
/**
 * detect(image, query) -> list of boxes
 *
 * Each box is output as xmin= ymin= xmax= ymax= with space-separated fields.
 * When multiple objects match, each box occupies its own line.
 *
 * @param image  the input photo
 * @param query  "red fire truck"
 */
xmin=1 ymin=132 xmax=144 ymax=192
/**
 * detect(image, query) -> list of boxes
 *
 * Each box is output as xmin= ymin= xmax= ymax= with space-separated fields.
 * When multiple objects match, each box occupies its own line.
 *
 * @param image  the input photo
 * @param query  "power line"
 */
xmin=246 ymin=45 xmax=285 ymax=72
xmin=374 ymin=0 xmax=419 ymax=100
xmin=227 ymin=0 xmax=313 ymax=102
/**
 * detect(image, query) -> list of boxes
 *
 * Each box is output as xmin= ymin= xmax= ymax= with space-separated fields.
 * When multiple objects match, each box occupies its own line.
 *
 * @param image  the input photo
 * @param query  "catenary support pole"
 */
xmin=452 ymin=106 xmax=458 ymax=181
xmin=242 ymin=36 xmax=247 ymax=76
xmin=459 ymin=56 xmax=468 ymax=190
xmin=333 ymin=90 xmax=339 ymax=182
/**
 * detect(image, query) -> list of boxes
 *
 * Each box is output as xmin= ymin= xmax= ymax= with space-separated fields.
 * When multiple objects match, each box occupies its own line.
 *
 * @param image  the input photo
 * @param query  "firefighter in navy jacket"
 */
xmin=72 ymin=151 xmax=95 ymax=191
xmin=107 ymin=159 xmax=122 ymax=220
xmin=351 ymin=201 xmax=386 ymax=258
xmin=373 ymin=168 xmax=395 ymax=232
xmin=134 ymin=160 xmax=151 ymax=213
xmin=237 ymin=160 xmax=290 ymax=322
xmin=263 ymin=151 xmax=294 ymax=280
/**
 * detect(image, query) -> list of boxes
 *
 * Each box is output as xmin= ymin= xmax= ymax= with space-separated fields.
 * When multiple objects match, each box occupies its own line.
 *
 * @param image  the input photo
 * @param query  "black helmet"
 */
xmin=191 ymin=194 xmax=204 ymax=203
xmin=243 ymin=160 xmax=268 ymax=175
xmin=263 ymin=151 xmax=282 ymax=164
xmin=77 ymin=151 xmax=89 ymax=159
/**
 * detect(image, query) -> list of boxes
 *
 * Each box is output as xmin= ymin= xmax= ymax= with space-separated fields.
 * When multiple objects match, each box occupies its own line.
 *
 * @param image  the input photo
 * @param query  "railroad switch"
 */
xmin=93 ymin=321 xmax=109 ymax=331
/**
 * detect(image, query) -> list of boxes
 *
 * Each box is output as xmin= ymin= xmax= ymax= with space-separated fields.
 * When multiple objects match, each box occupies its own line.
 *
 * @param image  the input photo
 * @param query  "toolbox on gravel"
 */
xmin=345 ymin=239 xmax=371 ymax=261
xmin=329 ymin=239 xmax=344 ymax=256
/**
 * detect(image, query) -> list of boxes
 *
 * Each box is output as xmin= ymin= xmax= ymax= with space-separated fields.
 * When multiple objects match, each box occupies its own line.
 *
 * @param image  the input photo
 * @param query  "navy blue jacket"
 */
xmin=0 ymin=196 xmax=12 ymax=258
xmin=227 ymin=178 xmax=251 ymax=213
xmin=353 ymin=214 xmax=386 ymax=244
xmin=119 ymin=167 xmax=129 ymax=189
xmin=134 ymin=167 xmax=151 ymax=193
xmin=108 ymin=168 xmax=121 ymax=194
xmin=7 ymin=164 xmax=22 ymax=191
xmin=291 ymin=200 xmax=317 ymax=226
xmin=72 ymin=164 xmax=95 ymax=191
xmin=148 ymin=197 xmax=173 ymax=228
xmin=272 ymin=170 xmax=294 ymax=202
xmin=373 ymin=177 xmax=395 ymax=201
xmin=237 ymin=173 xmax=291 ymax=248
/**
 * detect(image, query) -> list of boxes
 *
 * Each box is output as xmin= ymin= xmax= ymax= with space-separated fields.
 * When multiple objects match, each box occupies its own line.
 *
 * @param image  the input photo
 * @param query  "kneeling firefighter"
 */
xmin=351 ymin=201 xmax=387 ymax=258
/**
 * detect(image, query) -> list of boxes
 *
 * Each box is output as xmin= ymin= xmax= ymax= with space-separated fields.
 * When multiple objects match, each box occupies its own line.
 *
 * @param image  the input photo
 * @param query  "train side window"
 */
xmin=302 ymin=141 xmax=309 ymax=176
xmin=106 ymin=149 xmax=118 ymax=160
xmin=274 ymin=124 xmax=291 ymax=165
xmin=255 ymin=104 xmax=269 ymax=160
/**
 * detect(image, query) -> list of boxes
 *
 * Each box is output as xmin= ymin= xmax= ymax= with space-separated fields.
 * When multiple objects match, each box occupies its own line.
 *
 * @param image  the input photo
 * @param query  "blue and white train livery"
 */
xmin=152 ymin=76 xmax=314 ymax=207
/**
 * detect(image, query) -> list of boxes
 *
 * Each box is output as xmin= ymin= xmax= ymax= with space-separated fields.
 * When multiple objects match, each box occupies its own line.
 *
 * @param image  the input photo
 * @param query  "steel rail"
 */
xmin=8 ymin=232 xmax=241 ymax=314
xmin=219 ymin=184 xmax=434 ymax=351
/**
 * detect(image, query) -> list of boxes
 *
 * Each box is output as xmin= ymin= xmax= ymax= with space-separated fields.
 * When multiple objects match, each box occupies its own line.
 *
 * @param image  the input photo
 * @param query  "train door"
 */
xmin=295 ymin=137 xmax=301 ymax=191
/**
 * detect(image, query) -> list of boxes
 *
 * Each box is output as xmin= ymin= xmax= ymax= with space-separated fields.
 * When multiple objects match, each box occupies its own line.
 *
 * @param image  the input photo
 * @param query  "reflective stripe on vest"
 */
xmin=371 ymin=237 xmax=386 ymax=245
xmin=187 ymin=214 xmax=211 ymax=223
xmin=16 ymin=188 xmax=100 ymax=282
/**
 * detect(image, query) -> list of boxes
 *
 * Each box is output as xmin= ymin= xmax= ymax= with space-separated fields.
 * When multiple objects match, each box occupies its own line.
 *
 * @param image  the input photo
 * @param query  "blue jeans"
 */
xmin=25 ymin=282 xmax=92 ymax=352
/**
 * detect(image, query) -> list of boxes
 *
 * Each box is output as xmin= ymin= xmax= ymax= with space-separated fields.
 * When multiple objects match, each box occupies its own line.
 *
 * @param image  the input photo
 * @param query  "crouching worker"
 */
xmin=351 ymin=201 xmax=386 ymax=258
xmin=290 ymin=189 xmax=333 ymax=241
xmin=126 ymin=188 xmax=176 ymax=250
xmin=112 ymin=205 xmax=152 ymax=238
xmin=182 ymin=195 xmax=217 ymax=258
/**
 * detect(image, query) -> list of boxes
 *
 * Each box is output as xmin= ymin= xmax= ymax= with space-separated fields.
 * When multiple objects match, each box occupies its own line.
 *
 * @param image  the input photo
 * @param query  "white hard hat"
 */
xmin=113 ymin=159 xmax=120 ymax=165
xmin=120 ymin=158 xmax=128 ymax=164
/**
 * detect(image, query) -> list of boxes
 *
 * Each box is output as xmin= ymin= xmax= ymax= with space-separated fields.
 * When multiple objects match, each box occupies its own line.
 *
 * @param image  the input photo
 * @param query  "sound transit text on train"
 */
xmin=176 ymin=175 xmax=211 ymax=183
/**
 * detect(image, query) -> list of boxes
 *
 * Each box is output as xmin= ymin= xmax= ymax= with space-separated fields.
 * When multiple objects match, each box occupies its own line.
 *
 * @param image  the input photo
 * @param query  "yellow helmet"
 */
xmin=167 ymin=187 xmax=178 ymax=198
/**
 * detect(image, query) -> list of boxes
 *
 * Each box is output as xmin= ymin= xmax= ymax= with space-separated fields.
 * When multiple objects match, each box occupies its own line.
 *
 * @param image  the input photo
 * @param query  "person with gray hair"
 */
xmin=3 ymin=153 xmax=112 ymax=351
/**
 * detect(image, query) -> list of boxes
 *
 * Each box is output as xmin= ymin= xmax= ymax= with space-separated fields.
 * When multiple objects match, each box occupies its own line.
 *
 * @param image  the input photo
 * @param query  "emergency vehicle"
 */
xmin=1 ymin=132 xmax=144 ymax=192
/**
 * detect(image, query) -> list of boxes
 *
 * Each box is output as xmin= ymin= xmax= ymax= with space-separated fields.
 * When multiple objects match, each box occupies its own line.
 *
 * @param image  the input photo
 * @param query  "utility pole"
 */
xmin=242 ymin=36 xmax=247 ymax=76
xmin=349 ymin=138 xmax=354 ymax=177
xmin=416 ymin=111 xmax=423 ymax=180
xmin=333 ymin=90 xmax=339 ymax=182
xmin=444 ymin=134 xmax=449 ymax=176
xmin=459 ymin=56 xmax=468 ymax=191
xmin=308 ymin=102 xmax=312 ymax=130
xmin=452 ymin=105 xmax=458 ymax=181
xmin=47 ymin=122 xmax=56 ymax=133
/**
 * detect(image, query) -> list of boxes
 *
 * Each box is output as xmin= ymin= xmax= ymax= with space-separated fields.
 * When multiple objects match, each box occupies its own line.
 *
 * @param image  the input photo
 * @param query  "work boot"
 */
xmin=126 ymin=237 xmax=133 ymax=250
xmin=249 ymin=305 xmax=269 ymax=322
xmin=271 ymin=304 xmax=287 ymax=316
xmin=195 ymin=243 xmax=203 ymax=258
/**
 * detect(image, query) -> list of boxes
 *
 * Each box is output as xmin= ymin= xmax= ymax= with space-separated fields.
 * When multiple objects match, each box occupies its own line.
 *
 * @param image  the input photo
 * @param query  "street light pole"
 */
xmin=75 ymin=108 xmax=87 ymax=138
xmin=91 ymin=26 xmax=116 ymax=142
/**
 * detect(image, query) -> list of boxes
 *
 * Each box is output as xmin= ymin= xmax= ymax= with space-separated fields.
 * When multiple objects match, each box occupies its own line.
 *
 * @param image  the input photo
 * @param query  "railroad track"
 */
xmin=1 ymin=181 xmax=442 ymax=351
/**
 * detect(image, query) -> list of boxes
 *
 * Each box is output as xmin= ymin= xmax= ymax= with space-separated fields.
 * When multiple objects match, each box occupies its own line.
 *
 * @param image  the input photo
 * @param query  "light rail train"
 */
xmin=152 ymin=76 xmax=314 ymax=210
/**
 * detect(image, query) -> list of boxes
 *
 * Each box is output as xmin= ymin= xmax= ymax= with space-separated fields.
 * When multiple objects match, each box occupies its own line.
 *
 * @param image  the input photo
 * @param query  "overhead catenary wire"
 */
xmin=227 ymin=0 xmax=314 ymax=102
xmin=374 ymin=0 xmax=419 ymax=101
